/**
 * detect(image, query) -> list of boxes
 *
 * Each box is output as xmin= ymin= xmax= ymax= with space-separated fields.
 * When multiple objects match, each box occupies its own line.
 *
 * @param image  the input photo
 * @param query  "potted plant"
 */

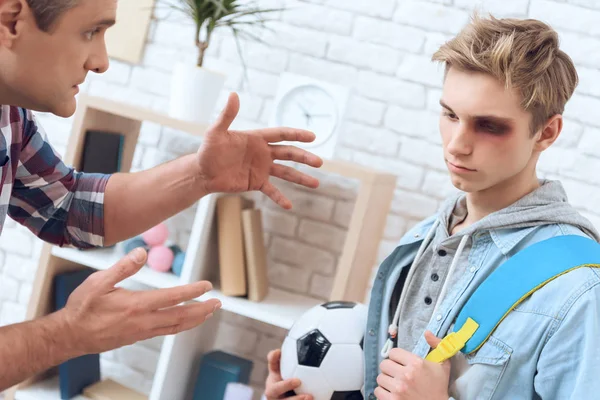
xmin=166 ymin=0 xmax=282 ymax=124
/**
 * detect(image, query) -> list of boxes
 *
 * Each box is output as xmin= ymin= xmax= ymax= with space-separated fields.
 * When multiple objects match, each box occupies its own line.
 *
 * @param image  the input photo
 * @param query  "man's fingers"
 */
xmin=261 ymin=181 xmax=292 ymax=210
xmin=151 ymin=300 xmax=220 ymax=328
xmin=100 ymin=248 xmax=147 ymax=289
xmin=212 ymin=92 xmax=240 ymax=132
xmin=265 ymin=378 xmax=302 ymax=399
xmin=270 ymin=145 xmax=323 ymax=168
xmin=270 ymin=164 xmax=319 ymax=189
xmin=138 ymin=281 xmax=214 ymax=310
xmin=148 ymin=299 xmax=222 ymax=336
xmin=251 ymin=127 xmax=316 ymax=144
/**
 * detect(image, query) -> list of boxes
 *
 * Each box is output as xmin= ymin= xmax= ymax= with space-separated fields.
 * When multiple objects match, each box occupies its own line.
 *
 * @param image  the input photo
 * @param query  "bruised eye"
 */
xmin=477 ymin=121 xmax=508 ymax=135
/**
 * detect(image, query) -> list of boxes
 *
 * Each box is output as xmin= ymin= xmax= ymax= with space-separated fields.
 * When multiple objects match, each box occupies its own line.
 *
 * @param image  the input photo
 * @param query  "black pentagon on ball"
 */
xmin=321 ymin=301 xmax=357 ymax=310
xmin=360 ymin=336 xmax=364 ymax=350
xmin=331 ymin=390 xmax=364 ymax=400
xmin=297 ymin=329 xmax=331 ymax=367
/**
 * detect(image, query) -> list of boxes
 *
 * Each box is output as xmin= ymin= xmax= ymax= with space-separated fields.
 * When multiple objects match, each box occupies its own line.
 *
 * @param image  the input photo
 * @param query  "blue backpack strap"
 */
xmin=426 ymin=234 xmax=600 ymax=363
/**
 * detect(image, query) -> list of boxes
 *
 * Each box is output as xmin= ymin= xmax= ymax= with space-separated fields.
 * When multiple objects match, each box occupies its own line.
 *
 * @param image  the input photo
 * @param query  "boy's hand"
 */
xmin=375 ymin=331 xmax=451 ymax=400
xmin=265 ymin=349 xmax=313 ymax=400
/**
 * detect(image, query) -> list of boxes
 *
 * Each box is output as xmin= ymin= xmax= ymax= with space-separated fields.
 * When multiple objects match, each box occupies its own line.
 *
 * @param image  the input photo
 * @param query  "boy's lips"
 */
xmin=447 ymin=160 xmax=476 ymax=172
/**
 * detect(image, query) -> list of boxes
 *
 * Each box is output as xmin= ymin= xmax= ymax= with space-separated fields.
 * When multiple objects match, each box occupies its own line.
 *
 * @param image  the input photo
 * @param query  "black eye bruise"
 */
xmin=477 ymin=120 xmax=509 ymax=135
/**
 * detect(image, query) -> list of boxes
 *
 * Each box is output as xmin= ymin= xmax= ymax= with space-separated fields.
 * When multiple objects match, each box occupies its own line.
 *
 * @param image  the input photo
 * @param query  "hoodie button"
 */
xmin=431 ymin=273 xmax=439 ymax=282
xmin=437 ymin=249 xmax=447 ymax=257
xmin=424 ymin=297 xmax=432 ymax=305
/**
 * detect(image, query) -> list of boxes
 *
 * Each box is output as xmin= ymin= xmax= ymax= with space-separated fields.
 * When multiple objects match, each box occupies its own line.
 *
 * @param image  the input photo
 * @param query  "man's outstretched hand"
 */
xmin=196 ymin=92 xmax=324 ymax=209
xmin=60 ymin=247 xmax=221 ymax=356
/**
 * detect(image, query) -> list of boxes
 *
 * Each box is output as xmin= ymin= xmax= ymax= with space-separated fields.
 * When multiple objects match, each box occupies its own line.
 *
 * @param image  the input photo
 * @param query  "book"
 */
xmin=241 ymin=209 xmax=269 ymax=302
xmin=192 ymin=351 xmax=253 ymax=400
xmin=81 ymin=130 xmax=124 ymax=174
xmin=83 ymin=378 xmax=147 ymax=400
xmin=216 ymin=195 xmax=254 ymax=297
xmin=54 ymin=269 xmax=101 ymax=399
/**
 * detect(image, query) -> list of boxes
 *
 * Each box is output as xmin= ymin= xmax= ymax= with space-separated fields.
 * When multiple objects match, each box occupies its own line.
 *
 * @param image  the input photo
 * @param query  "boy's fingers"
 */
xmin=265 ymin=378 xmax=301 ymax=398
xmin=267 ymin=349 xmax=282 ymax=373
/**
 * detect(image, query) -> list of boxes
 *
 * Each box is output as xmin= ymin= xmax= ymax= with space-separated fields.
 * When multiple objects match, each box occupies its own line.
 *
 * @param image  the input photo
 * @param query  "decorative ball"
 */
xmin=142 ymin=223 xmax=169 ymax=247
xmin=169 ymin=245 xmax=185 ymax=277
xmin=280 ymin=301 xmax=367 ymax=400
xmin=124 ymin=236 xmax=148 ymax=254
xmin=147 ymin=246 xmax=174 ymax=273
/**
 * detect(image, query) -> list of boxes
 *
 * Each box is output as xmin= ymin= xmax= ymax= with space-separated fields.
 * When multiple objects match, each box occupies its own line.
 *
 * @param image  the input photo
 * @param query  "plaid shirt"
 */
xmin=0 ymin=106 xmax=109 ymax=249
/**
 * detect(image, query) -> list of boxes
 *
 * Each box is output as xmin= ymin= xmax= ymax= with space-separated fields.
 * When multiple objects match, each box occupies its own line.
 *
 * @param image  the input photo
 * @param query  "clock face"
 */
xmin=275 ymin=84 xmax=338 ymax=148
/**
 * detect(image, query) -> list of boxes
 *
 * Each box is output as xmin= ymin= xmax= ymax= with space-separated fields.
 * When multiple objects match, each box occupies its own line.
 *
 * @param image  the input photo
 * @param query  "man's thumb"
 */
xmin=213 ymin=92 xmax=240 ymax=132
xmin=103 ymin=247 xmax=147 ymax=288
xmin=424 ymin=330 xmax=443 ymax=349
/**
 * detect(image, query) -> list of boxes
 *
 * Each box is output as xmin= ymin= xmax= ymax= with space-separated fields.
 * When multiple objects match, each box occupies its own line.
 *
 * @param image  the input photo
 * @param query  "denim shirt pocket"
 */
xmin=464 ymin=335 xmax=512 ymax=400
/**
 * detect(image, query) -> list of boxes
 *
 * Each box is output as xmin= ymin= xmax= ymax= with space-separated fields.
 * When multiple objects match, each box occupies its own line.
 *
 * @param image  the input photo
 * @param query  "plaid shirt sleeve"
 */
xmin=8 ymin=108 xmax=110 ymax=248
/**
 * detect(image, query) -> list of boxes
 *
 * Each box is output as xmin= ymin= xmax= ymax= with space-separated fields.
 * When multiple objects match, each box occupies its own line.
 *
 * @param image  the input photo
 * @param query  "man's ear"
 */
xmin=0 ymin=0 xmax=25 ymax=47
xmin=534 ymin=114 xmax=562 ymax=152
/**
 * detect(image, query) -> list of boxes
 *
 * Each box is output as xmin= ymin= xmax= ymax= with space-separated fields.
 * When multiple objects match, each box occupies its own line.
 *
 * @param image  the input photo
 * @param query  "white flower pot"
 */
xmin=168 ymin=62 xmax=226 ymax=124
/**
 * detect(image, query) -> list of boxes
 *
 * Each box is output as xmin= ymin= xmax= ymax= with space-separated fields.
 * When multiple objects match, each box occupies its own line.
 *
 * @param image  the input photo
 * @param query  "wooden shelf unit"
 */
xmin=8 ymin=95 xmax=396 ymax=400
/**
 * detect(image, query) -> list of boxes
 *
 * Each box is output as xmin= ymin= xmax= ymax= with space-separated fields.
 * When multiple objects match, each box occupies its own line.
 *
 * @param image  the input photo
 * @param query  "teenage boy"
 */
xmin=264 ymin=14 xmax=600 ymax=400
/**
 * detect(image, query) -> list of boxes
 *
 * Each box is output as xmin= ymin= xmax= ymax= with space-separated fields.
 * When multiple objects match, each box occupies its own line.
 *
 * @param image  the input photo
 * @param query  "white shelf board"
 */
xmin=197 ymin=287 xmax=322 ymax=330
xmin=51 ymin=246 xmax=181 ymax=289
xmin=51 ymin=246 xmax=322 ymax=330
xmin=15 ymin=376 xmax=90 ymax=400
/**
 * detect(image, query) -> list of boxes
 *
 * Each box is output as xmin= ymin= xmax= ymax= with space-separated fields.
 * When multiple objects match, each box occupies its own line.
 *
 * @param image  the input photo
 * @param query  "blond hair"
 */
xmin=432 ymin=14 xmax=578 ymax=134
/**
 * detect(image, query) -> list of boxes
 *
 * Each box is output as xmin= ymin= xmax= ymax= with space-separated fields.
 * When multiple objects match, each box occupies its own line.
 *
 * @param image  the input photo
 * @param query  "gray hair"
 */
xmin=26 ymin=0 xmax=79 ymax=31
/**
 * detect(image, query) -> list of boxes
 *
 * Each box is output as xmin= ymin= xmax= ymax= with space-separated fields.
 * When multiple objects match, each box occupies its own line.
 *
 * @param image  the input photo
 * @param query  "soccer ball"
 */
xmin=280 ymin=301 xmax=367 ymax=400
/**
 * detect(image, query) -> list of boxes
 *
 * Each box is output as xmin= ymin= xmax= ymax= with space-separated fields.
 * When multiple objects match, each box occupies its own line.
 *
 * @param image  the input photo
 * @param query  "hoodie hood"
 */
xmin=436 ymin=179 xmax=600 ymax=243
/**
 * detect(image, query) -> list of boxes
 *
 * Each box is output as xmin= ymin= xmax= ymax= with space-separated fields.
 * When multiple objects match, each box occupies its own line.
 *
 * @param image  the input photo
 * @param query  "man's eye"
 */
xmin=443 ymin=112 xmax=458 ymax=120
xmin=85 ymin=28 xmax=101 ymax=40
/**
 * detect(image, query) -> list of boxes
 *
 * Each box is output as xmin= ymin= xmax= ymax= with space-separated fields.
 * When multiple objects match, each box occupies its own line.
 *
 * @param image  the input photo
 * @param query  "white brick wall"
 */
xmin=2 ymin=0 xmax=600 ymax=398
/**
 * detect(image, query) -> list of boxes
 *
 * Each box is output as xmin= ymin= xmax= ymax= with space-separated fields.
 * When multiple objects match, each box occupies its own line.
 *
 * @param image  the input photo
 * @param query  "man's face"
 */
xmin=4 ymin=0 xmax=116 ymax=117
xmin=439 ymin=67 xmax=541 ymax=194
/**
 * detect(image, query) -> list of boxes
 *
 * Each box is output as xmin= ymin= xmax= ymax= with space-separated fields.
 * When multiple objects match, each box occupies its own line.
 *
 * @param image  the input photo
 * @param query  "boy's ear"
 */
xmin=534 ymin=114 xmax=562 ymax=152
xmin=0 ymin=0 xmax=25 ymax=47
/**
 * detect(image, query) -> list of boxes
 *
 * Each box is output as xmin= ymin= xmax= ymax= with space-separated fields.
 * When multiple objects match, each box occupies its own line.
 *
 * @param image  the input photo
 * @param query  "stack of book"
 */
xmin=216 ymin=195 xmax=269 ymax=301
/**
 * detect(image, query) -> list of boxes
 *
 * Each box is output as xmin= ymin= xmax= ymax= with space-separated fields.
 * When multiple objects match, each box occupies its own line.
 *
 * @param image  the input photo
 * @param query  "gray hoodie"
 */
xmin=388 ymin=179 xmax=600 ymax=354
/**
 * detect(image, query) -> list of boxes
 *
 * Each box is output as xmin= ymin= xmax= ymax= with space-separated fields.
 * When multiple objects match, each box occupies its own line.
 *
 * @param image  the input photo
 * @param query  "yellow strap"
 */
xmin=425 ymin=318 xmax=479 ymax=363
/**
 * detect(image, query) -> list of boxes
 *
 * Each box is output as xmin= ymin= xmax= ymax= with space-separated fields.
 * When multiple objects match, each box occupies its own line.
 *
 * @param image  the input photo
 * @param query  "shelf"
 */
xmin=197 ymin=287 xmax=321 ymax=330
xmin=51 ymin=245 xmax=321 ymax=330
xmin=15 ymin=376 xmax=90 ymax=400
xmin=51 ymin=246 xmax=181 ymax=289
xmin=79 ymin=95 xmax=209 ymax=137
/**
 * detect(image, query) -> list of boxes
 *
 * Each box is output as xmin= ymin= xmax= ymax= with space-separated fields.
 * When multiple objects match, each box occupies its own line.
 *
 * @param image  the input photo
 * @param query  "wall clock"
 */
xmin=270 ymin=73 xmax=350 ymax=160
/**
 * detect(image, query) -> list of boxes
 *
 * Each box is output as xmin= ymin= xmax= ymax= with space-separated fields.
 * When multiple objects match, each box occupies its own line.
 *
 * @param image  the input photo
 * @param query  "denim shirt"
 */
xmin=364 ymin=216 xmax=600 ymax=400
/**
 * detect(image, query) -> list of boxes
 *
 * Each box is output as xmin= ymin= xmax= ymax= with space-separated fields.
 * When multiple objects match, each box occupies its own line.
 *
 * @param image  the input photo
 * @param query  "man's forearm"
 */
xmin=0 ymin=310 xmax=79 ymax=390
xmin=103 ymin=154 xmax=208 ymax=246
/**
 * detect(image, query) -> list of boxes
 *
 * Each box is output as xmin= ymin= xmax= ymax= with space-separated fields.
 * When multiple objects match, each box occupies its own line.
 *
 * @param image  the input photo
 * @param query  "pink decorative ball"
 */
xmin=142 ymin=223 xmax=169 ymax=247
xmin=147 ymin=246 xmax=174 ymax=273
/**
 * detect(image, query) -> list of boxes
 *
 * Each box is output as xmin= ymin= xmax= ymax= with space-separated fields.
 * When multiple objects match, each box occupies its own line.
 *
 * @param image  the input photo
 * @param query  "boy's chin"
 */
xmin=449 ymin=176 xmax=479 ymax=193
